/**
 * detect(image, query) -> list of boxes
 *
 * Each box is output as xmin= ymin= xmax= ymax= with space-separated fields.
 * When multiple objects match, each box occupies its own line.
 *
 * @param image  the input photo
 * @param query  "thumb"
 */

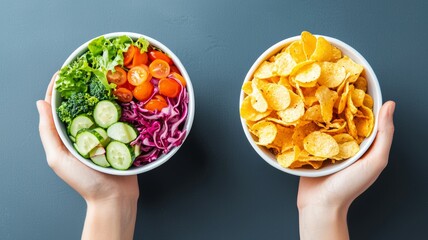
xmin=37 ymin=100 xmax=65 ymax=163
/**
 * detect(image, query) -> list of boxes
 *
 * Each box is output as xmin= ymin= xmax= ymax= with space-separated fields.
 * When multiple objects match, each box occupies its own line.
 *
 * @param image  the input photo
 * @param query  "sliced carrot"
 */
xmin=159 ymin=78 xmax=181 ymax=98
xmin=149 ymin=59 xmax=170 ymax=79
xmin=133 ymin=81 xmax=154 ymax=102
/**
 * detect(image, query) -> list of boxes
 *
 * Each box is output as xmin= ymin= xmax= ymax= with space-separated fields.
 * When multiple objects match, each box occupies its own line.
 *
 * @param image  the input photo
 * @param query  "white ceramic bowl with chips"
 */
xmin=239 ymin=35 xmax=382 ymax=177
xmin=52 ymin=32 xmax=195 ymax=176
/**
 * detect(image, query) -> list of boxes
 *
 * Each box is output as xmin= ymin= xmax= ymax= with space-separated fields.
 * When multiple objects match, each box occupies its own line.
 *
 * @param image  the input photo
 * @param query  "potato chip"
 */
xmin=251 ymin=79 xmax=268 ymax=112
xmin=351 ymin=88 xmax=365 ymax=107
xmin=301 ymin=31 xmax=317 ymax=59
xmin=277 ymin=90 xmax=305 ymax=123
xmin=310 ymin=37 xmax=333 ymax=62
xmin=242 ymin=81 xmax=253 ymax=95
xmin=274 ymin=52 xmax=297 ymax=77
xmin=240 ymin=96 xmax=272 ymax=121
xmin=293 ymin=62 xmax=321 ymax=87
xmin=363 ymin=94 xmax=374 ymax=109
xmin=303 ymin=131 xmax=339 ymax=158
xmin=315 ymin=85 xmax=338 ymax=123
xmin=264 ymin=83 xmax=291 ymax=110
xmin=333 ymin=140 xmax=360 ymax=160
xmin=254 ymin=61 xmax=275 ymax=79
xmin=240 ymin=31 xmax=375 ymax=170
xmin=317 ymin=62 xmax=346 ymax=88
xmin=286 ymin=40 xmax=307 ymax=63
xmin=251 ymin=120 xmax=277 ymax=146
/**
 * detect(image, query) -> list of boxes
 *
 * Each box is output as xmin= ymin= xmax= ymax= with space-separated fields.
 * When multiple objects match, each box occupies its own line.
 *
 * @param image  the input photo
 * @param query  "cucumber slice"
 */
xmin=69 ymin=115 xmax=94 ymax=137
xmin=106 ymin=141 xmax=134 ymax=170
xmin=107 ymin=122 xmax=138 ymax=144
xmin=93 ymin=100 xmax=121 ymax=128
xmin=73 ymin=143 xmax=88 ymax=158
xmin=133 ymin=144 xmax=141 ymax=157
xmin=92 ymin=128 xmax=110 ymax=147
xmin=75 ymin=130 xmax=102 ymax=157
xmin=89 ymin=146 xmax=110 ymax=167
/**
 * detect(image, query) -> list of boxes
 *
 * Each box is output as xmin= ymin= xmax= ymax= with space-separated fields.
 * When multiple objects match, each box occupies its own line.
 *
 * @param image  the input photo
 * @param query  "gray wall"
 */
xmin=1 ymin=0 xmax=427 ymax=239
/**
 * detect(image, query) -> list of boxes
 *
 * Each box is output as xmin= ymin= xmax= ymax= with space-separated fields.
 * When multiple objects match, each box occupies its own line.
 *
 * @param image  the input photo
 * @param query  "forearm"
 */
xmin=298 ymin=205 xmax=349 ymax=240
xmin=82 ymin=198 xmax=138 ymax=240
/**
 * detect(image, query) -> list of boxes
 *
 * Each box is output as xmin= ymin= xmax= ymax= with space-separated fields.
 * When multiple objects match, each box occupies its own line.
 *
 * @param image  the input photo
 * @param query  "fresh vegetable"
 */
xmin=89 ymin=146 xmax=110 ymax=167
xmin=159 ymin=78 xmax=181 ymax=98
xmin=129 ymin=50 xmax=148 ymax=68
xmin=168 ymin=72 xmax=186 ymax=87
xmin=144 ymin=94 xmax=168 ymax=112
xmin=68 ymin=115 xmax=94 ymax=137
xmin=107 ymin=122 xmax=138 ymax=144
xmin=123 ymin=45 xmax=136 ymax=67
xmin=57 ymin=92 xmax=99 ymax=124
xmin=107 ymin=66 xmax=127 ymax=86
xmin=133 ymin=81 xmax=154 ymax=102
xmin=106 ymin=141 xmax=135 ymax=170
xmin=149 ymin=59 xmax=170 ymax=79
xmin=93 ymin=100 xmax=121 ymax=128
xmin=75 ymin=130 xmax=103 ymax=157
xmin=113 ymin=88 xmax=133 ymax=103
xmin=128 ymin=65 xmax=150 ymax=86
xmin=88 ymin=75 xmax=112 ymax=100
xmin=148 ymin=50 xmax=173 ymax=65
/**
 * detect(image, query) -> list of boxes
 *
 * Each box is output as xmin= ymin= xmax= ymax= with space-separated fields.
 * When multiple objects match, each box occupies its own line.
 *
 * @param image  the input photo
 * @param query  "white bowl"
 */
xmin=52 ymin=32 xmax=195 ymax=176
xmin=239 ymin=35 xmax=382 ymax=177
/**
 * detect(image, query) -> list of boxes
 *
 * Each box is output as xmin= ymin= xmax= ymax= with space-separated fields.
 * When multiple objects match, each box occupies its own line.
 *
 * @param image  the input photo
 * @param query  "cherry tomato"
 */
xmin=128 ymin=65 xmax=150 ymax=86
xmin=170 ymin=65 xmax=181 ymax=74
xmin=168 ymin=72 xmax=186 ymax=87
xmin=114 ymin=88 xmax=133 ymax=102
xmin=122 ymin=81 xmax=135 ymax=91
xmin=159 ymin=78 xmax=181 ymax=98
xmin=123 ymin=45 xmax=136 ymax=67
xmin=144 ymin=94 xmax=168 ymax=112
xmin=149 ymin=59 xmax=170 ymax=79
xmin=107 ymin=66 xmax=127 ymax=86
xmin=133 ymin=81 xmax=154 ymax=102
xmin=148 ymin=50 xmax=173 ymax=65
xmin=129 ymin=50 xmax=148 ymax=68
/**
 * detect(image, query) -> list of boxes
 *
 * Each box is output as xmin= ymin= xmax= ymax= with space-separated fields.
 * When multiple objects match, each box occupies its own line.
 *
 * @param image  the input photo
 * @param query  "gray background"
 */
xmin=1 ymin=0 xmax=427 ymax=239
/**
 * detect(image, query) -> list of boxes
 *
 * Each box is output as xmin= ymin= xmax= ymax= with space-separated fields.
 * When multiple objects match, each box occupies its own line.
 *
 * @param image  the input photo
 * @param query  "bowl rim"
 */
xmin=52 ymin=32 xmax=195 ymax=176
xmin=239 ymin=35 xmax=382 ymax=177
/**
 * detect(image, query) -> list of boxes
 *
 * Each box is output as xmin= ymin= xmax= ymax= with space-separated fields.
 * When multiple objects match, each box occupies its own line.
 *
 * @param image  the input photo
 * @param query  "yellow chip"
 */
xmin=320 ymin=119 xmax=347 ymax=133
xmin=315 ymin=85 xmax=338 ymax=123
xmin=345 ymin=107 xmax=358 ymax=139
xmin=301 ymin=31 xmax=317 ymax=59
xmin=337 ymin=81 xmax=350 ymax=114
xmin=301 ymin=86 xmax=318 ymax=107
xmin=354 ymin=76 xmax=368 ymax=92
xmin=242 ymin=81 xmax=253 ymax=95
xmin=318 ymin=62 xmax=346 ymax=88
xmin=347 ymin=85 xmax=358 ymax=114
xmin=277 ymin=90 xmax=305 ymax=123
xmin=251 ymin=79 xmax=268 ymax=112
xmin=277 ymin=149 xmax=296 ymax=168
xmin=270 ymin=125 xmax=294 ymax=153
xmin=251 ymin=120 xmax=277 ymax=146
xmin=278 ymin=76 xmax=293 ymax=90
xmin=337 ymin=56 xmax=364 ymax=80
xmin=293 ymin=62 xmax=321 ymax=87
xmin=254 ymin=61 xmax=275 ymax=79
xmin=333 ymin=133 xmax=355 ymax=143
xmin=240 ymin=96 xmax=272 ymax=121
xmin=292 ymin=121 xmax=319 ymax=150
xmin=287 ymin=40 xmax=307 ymax=63
xmin=303 ymin=131 xmax=339 ymax=158
xmin=264 ymin=83 xmax=291 ymax=110
xmin=310 ymin=37 xmax=333 ymax=62
xmin=303 ymin=104 xmax=323 ymax=122
xmin=351 ymin=88 xmax=365 ymax=107
xmin=331 ymin=46 xmax=342 ymax=62
xmin=298 ymin=150 xmax=326 ymax=162
xmin=363 ymin=94 xmax=374 ymax=109
xmin=274 ymin=52 xmax=297 ymax=77
xmin=354 ymin=117 xmax=371 ymax=137
xmin=332 ymin=140 xmax=360 ymax=160
xmin=359 ymin=105 xmax=374 ymax=136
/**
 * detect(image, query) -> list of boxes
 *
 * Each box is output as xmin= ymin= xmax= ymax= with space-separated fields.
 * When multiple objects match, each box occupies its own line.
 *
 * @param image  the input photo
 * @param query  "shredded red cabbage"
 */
xmin=120 ymin=78 xmax=188 ymax=166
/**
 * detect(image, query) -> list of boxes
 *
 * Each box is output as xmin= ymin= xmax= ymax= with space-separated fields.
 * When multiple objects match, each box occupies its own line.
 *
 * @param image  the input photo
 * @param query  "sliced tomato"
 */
xmin=159 ymin=78 xmax=181 ymax=98
xmin=114 ymin=88 xmax=133 ymax=102
xmin=128 ymin=65 xmax=150 ymax=86
xmin=144 ymin=94 xmax=168 ymax=112
xmin=129 ymin=49 xmax=148 ymax=68
xmin=168 ymin=72 xmax=186 ymax=87
xmin=149 ymin=59 xmax=170 ymax=79
xmin=123 ymin=45 xmax=136 ymax=67
xmin=122 ymin=81 xmax=135 ymax=91
xmin=148 ymin=50 xmax=173 ymax=65
xmin=107 ymin=66 xmax=127 ymax=86
xmin=170 ymin=65 xmax=181 ymax=74
xmin=133 ymin=81 xmax=154 ymax=102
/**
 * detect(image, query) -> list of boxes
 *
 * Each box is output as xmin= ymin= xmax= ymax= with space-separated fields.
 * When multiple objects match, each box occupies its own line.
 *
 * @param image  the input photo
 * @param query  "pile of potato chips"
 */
xmin=240 ymin=31 xmax=374 ymax=169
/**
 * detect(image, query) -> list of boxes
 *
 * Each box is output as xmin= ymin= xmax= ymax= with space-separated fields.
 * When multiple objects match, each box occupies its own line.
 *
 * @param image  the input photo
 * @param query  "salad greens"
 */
xmin=57 ymin=92 xmax=99 ymax=124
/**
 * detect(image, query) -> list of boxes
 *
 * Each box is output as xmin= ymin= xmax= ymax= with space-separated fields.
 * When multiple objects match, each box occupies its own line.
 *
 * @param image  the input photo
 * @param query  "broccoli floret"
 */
xmin=57 ymin=92 xmax=99 ymax=124
xmin=89 ymin=75 xmax=112 ymax=100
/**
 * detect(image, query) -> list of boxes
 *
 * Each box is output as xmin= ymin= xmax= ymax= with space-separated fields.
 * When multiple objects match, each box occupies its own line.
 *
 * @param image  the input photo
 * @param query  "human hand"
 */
xmin=297 ymin=101 xmax=395 ymax=240
xmin=37 ymin=73 xmax=139 ymax=240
